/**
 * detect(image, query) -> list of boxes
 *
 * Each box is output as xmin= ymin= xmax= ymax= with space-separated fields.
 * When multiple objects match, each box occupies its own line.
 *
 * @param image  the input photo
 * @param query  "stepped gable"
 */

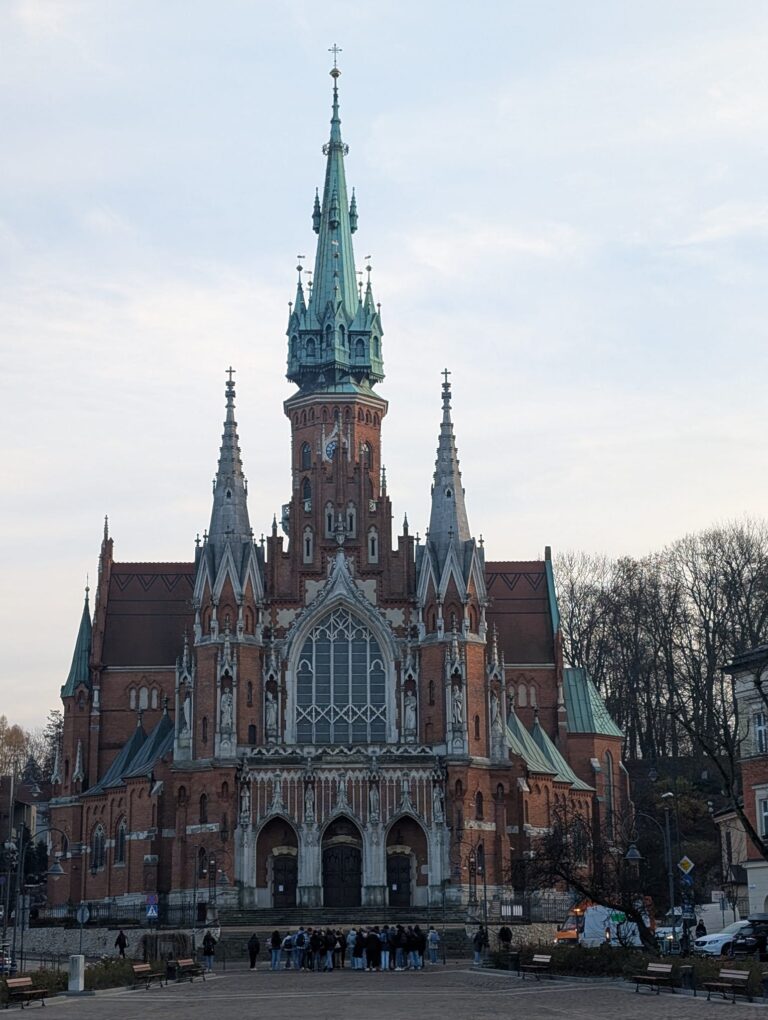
xmin=485 ymin=560 xmax=556 ymax=664
xmin=102 ymin=561 xmax=195 ymax=666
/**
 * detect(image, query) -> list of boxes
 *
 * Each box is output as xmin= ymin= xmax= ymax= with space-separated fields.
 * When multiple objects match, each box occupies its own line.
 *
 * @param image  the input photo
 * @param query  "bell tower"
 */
xmin=278 ymin=59 xmax=403 ymax=588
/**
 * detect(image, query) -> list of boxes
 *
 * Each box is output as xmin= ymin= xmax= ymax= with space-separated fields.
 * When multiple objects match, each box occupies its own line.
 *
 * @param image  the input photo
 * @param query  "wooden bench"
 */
xmin=631 ymin=962 xmax=675 ymax=995
xmin=521 ymin=954 xmax=552 ymax=980
xmin=3 ymin=977 xmax=48 ymax=1009
xmin=131 ymin=963 xmax=164 ymax=990
xmin=703 ymin=968 xmax=751 ymax=1003
xmin=176 ymin=959 xmax=205 ymax=982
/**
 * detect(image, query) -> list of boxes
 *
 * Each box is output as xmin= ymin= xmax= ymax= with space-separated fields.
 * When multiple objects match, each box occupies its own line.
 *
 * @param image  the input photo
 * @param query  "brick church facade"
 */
xmin=49 ymin=65 xmax=627 ymax=915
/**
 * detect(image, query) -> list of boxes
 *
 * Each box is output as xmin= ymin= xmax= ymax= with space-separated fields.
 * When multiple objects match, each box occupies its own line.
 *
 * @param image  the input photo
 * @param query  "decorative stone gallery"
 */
xmin=48 ymin=63 xmax=627 ymax=914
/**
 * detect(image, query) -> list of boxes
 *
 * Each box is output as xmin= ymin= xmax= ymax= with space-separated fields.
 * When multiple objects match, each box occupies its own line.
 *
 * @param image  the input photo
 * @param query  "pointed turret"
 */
xmin=61 ymin=586 xmax=92 ymax=697
xmin=427 ymin=371 xmax=472 ymax=565
xmin=207 ymin=369 xmax=251 ymax=551
xmin=286 ymin=63 xmax=384 ymax=393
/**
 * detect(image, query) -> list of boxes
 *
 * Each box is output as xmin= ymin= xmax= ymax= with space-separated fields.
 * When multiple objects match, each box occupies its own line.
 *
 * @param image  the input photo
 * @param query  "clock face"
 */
xmin=325 ymin=439 xmax=337 ymax=460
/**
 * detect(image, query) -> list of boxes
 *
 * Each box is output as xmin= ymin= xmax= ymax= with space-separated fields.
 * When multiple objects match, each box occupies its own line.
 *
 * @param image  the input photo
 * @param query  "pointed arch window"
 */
xmin=303 ymin=526 xmax=314 ymax=564
xmin=301 ymin=442 xmax=312 ymax=470
xmin=475 ymin=792 xmax=484 ymax=820
xmin=199 ymin=793 xmax=208 ymax=825
xmin=201 ymin=716 xmax=208 ymax=744
xmin=115 ymin=818 xmax=127 ymax=865
xmin=139 ymin=686 xmax=149 ymax=710
xmin=247 ymin=723 xmax=256 ymax=744
xmin=473 ymin=714 xmax=480 ymax=740
xmin=91 ymin=824 xmax=105 ymax=871
xmin=428 ymin=679 xmax=435 ymax=706
xmin=295 ymin=607 xmax=387 ymax=744
xmin=355 ymin=337 xmax=365 ymax=360
xmin=247 ymin=681 xmax=253 ymax=706
xmin=368 ymin=526 xmax=378 ymax=564
xmin=325 ymin=502 xmax=335 ymax=537
xmin=346 ymin=501 xmax=356 ymax=537
xmin=302 ymin=477 xmax=312 ymax=509
xmin=129 ymin=688 xmax=136 ymax=710
xmin=306 ymin=338 xmax=316 ymax=360
xmin=150 ymin=688 xmax=158 ymax=710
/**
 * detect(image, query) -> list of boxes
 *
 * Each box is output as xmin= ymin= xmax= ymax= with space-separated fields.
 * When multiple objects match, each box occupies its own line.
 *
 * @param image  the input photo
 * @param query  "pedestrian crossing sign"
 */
xmin=146 ymin=904 xmax=159 ymax=919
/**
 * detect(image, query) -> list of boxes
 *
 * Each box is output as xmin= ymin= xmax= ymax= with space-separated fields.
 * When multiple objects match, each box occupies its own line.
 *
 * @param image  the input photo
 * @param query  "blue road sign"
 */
xmin=146 ymin=904 xmax=158 ymax=919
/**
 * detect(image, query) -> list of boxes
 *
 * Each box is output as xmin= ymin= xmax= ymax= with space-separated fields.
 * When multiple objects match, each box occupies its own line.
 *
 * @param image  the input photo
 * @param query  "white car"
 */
xmin=694 ymin=921 xmax=751 ymax=956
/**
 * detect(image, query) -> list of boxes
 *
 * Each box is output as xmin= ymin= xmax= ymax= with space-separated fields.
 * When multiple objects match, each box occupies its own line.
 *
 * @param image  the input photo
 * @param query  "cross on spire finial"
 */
xmin=226 ymin=366 xmax=236 ymax=384
xmin=329 ymin=43 xmax=342 ymax=74
xmin=442 ymin=367 xmax=451 ymax=386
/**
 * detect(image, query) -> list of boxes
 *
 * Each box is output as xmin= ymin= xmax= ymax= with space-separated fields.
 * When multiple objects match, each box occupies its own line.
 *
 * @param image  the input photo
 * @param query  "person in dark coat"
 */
xmin=247 ymin=932 xmax=260 ymax=970
xmin=202 ymin=930 xmax=217 ymax=972
xmin=270 ymin=931 xmax=281 ymax=971
xmin=366 ymin=927 xmax=382 ymax=971
xmin=114 ymin=930 xmax=128 ymax=958
xmin=413 ymin=925 xmax=426 ymax=970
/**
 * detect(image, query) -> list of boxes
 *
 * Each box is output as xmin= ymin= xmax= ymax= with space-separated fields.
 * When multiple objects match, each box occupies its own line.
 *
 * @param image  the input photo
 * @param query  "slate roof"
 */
xmin=505 ymin=709 xmax=557 ymax=776
xmin=87 ymin=722 xmax=146 ymax=795
xmin=530 ymin=715 xmax=594 ymax=791
xmin=123 ymin=710 xmax=175 ymax=779
xmin=563 ymin=667 xmax=623 ymax=737
xmin=101 ymin=563 xmax=195 ymax=666
xmin=61 ymin=592 xmax=92 ymax=696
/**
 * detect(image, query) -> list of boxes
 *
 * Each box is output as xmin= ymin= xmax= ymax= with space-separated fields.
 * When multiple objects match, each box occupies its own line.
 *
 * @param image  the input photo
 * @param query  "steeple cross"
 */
xmin=329 ymin=43 xmax=342 ymax=70
xmin=226 ymin=366 xmax=236 ymax=384
xmin=442 ymin=367 xmax=451 ymax=386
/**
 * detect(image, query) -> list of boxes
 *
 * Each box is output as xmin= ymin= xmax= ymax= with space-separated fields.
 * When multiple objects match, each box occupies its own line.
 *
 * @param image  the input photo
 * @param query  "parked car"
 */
xmin=730 ymin=915 xmax=768 ymax=959
xmin=694 ymin=921 xmax=751 ymax=957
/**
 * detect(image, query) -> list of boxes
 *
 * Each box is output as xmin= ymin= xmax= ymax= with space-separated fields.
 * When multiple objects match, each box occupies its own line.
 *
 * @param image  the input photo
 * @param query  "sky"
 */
xmin=1 ymin=0 xmax=767 ymax=728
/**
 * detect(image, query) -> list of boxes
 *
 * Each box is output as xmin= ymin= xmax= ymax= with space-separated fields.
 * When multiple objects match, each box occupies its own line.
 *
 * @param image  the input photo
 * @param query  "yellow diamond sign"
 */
xmin=677 ymin=855 xmax=695 ymax=875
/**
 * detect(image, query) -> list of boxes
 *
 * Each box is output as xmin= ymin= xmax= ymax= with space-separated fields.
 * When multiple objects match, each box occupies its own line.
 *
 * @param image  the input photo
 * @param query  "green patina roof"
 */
xmin=563 ymin=667 xmax=623 ymax=737
xmin=531 ymin=715 xmax=593 ymax=791
xmin=61 ymin=590 xmax=92 ymax=697
xmin=87 ymin=721 xmax=146 ymax=795
xmin=123 ymin=709 xmax=175 ymax=779
xmin=544 ymin=555 xmax=561 ymax=635
xmin=505 ymin=710 xmax=557 ymax=776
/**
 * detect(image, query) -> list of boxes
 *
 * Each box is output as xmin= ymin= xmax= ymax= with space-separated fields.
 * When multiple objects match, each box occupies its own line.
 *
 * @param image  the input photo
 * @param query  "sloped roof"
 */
xmin=505 ymin=709 xmax=557 ymax=776
xmin=563 ymin=667 xmax=623 ymax=737
xmin=87 ymin=722 xmax=146 ymax=795
xmin=485 ymin=561 xmax=555 ymax=665
xmin=61 ymin=593 xmax=92 ymax=696
xmin=123 ymin=710 xmax=175 ymax=779
xmin=101 ymin=563 xmax=194 ymax=666
xmin=530 ymin=716 xmax=593 ymax=791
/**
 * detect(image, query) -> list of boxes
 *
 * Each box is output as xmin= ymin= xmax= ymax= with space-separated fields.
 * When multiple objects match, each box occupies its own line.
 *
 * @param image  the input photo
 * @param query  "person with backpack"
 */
xmin=380 ymin=925 xmax=390 ymax=972
xmin=281 ymin=931 xmax=294 ymax=969
xmin=427 ymin=926 xmax=440 ymax=964
xmin=247 ymin=932 xmax=260 ymax=970
xmin=293 ymin=928 xmax=306 ymax=971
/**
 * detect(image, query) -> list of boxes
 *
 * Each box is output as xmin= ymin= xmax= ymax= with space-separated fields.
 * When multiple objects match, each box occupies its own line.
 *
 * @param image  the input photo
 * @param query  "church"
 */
xmin=48 ymin=63 xmax=627 ymax=916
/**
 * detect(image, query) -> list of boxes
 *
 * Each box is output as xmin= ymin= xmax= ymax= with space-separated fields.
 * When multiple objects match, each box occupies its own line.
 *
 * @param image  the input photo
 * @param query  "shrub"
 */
xmin=85 ymin=957 xmax=146 ymax=989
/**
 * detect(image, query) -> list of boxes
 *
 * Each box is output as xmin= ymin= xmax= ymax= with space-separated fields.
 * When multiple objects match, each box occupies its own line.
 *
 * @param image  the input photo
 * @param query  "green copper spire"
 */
xmin=287 ymin=58 xmax=384 ymax=394
xmin=61 ymin=585 xmax=92 ymax=697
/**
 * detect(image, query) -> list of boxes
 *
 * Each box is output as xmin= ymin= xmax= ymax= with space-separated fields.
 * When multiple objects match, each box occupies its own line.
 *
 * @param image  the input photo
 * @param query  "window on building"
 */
xmin=199 ymin=793 xmax=208 ymax=825
xmin=114 ymin=818 xmax=126 ymax=865
xmin=760 ymin=798 xmax=768 ymax=838
xmin=325 ymin=502 xmax=335 ymax=537
xmin=306 ymin=338 xmax=315 ymax=360
xmin=604 ymin=751 xmax=615 ymax=838
xmin=517 ymin=684 xmax=527 ymax=707
xmin=248 ymin=723 xmax=257 ymax=744
xmin=302 ymin=477 xmax=312 ymax=508
xmin=355 ymin=337 xmax=365 ymax=360
xmin=295 ymin=607 xmax=387 ymax=743
xmin=303 ymin=526 xmax=314 ymax=564
xmin=477 ymin=843 xmax=485 ymax=875
xmin=301 ymin=442 xmax=311 ymax=470
xmin=202 ymin=716 xmax=208 ymax=743
xmin=178 ymin=786 xmax=187 ymax=806
xmin=198 ymin=846 xmax=208 ymax=879
xmin=756 ymin=712 xmax=768 ymax=753
xmin=428 ymin=679 xmax=435 ymax=706
xmin=150 ymin=688 xmax=158 ymax=710
xmin=139 ymin=686 xmax=149 ymax=710
xmin=247 ymin=682 xmax=253 ymax=706
xmin=91 ymin=824 xmax=105 ymax=871
xmin=475 ymin=792 xmax=484 ymax=820
xmin=473 ymin=714 xmax=480 ymax=740
xmin=129 ymin=688 xmax=136 ymax=710
xmin=346 ymin=502 xmax=356 ymax=536
xmin=368 ymin=527 xmax=378 ymax=563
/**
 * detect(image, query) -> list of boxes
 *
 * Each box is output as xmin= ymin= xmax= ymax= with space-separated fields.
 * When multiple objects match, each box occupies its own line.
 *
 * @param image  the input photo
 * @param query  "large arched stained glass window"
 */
xmin=296 ymin=608 xmax=386 ymax=743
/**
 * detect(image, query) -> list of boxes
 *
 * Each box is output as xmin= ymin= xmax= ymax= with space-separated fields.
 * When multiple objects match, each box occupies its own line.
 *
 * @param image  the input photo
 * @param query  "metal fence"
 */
xmin=36 ymin=901 xmax=200 ymax=928
xmin=499 ymin=894 xmax=575 ymax=924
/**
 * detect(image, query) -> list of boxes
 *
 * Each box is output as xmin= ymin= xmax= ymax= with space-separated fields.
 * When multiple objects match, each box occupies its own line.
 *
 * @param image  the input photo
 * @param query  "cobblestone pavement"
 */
xmin=45 ymin=965 xmax=768 ymax=1020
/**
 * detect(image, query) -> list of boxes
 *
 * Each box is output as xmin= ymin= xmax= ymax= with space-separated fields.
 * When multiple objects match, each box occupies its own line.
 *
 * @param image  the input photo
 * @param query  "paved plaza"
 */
xmin=40 ymin=966 xmax=768 ymax=1020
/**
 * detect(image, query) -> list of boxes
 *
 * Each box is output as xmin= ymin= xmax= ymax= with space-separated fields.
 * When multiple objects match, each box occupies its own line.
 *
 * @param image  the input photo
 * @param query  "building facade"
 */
xmin=49 ymin=66 xmax=626 ymax=915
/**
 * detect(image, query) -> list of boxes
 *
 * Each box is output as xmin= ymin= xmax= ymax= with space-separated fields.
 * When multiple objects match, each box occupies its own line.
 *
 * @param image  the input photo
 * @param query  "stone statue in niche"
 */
xmin=181 ymin=690 xmax=192 ymax=734
xmin=304 ymin=784 xmax=315 ymax=823
xmin=336 ymin=773 xmax=349 ymax=810
xmin=220 ymin=689 xmax=234 ymax=732
xmin=369 ymin=783 xmax=380 ymax=822
xmin=452 ymin=683 xmax=464 ymax=726
xmin=432 ymin=784 xmax=444 ymax=822
xmin=265 ymin=688 xmax=278 ymax=740
xmin=403 ymin=688 xmax=417 ymax=739
xmin=490 ymin=691 xmax=502 ymax=732
xmin=270 ymin=773 xmax=284 ymax=813
xmin=240 ymin=783 xmax=250 ymax=818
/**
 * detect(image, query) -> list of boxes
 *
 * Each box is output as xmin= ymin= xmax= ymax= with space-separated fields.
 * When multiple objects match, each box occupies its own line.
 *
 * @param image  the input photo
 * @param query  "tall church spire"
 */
xmin=208 ymin=368 xmax=251 ymax=549
xmin=427 ymin=370 xmax=472 ymax=565
xmin=61 ymin=585 xmax=92 ymax=697
xmin=286 ymin=56 xmax=384 ymax=393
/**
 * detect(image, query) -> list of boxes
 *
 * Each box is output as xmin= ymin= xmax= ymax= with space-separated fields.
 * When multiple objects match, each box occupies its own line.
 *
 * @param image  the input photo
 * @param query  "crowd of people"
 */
xmin=252 ymin=924 xmax=442 ymax=972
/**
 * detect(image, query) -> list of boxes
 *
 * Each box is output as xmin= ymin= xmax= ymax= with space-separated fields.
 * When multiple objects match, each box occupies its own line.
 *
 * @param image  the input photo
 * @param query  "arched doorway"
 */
xmin=386 ymin=815 xmax=429 ymax=908
xmin=256 ymin=817 xmax=298 ymax=908
xmin=322 ymin=817 xmax=362 ymax=907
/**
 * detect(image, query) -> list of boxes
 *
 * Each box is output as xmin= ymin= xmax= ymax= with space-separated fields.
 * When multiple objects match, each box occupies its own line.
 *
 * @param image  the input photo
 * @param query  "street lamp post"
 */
xmin=467 ymin=849 xmax=477 ymax=905
xmin=477 ymin=842 xmax=488 ymax=927
xmin=634 ymin=805 xmax=676 ymax=947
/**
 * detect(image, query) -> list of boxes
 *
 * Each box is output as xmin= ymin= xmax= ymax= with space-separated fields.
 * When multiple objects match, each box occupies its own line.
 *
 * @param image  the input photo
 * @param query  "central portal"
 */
xmin=322 ymin=818 xmax=362 ymax=907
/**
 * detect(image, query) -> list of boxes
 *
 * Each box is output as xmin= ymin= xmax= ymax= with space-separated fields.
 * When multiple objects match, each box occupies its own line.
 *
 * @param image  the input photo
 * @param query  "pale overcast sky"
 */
xmin=2 ymin=0 xmax=767 ymax=728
